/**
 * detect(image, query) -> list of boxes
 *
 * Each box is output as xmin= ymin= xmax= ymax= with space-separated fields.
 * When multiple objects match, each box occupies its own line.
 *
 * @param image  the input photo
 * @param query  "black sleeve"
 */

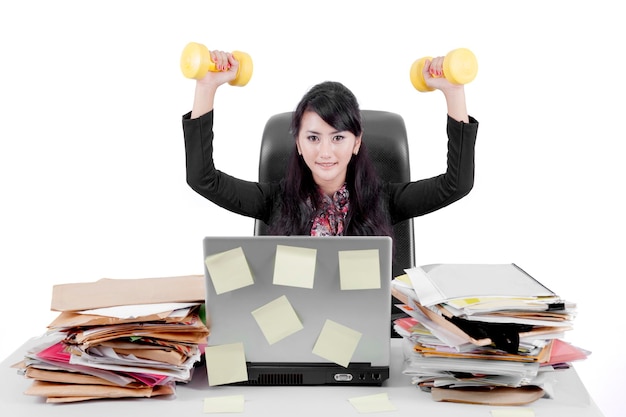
xmin=387 ymin=115 xmax=478 ymax=223
xmin=182 ymin=110 xmax=277 ymax=223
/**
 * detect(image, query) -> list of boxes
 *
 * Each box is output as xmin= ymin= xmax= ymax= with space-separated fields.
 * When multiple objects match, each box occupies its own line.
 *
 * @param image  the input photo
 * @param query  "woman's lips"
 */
xmin=316 ymin=162 xmax=337 ymax=168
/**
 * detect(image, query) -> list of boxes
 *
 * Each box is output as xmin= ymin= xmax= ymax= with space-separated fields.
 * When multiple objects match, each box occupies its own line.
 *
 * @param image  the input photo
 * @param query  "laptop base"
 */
xmin=235 ymin=362 xmax=390 ymax=386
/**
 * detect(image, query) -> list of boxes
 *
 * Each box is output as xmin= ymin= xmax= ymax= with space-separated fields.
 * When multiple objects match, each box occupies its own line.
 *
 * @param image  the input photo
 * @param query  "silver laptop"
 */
xmin=203 ymin=235 xmax=392 ymax=386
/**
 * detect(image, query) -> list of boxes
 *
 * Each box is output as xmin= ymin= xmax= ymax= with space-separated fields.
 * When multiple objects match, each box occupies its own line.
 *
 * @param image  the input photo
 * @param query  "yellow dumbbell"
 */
xmin=410 ymin=48 xmax=477 ymax=92
xmin=180 ymin=42 xmax=253 ymax=87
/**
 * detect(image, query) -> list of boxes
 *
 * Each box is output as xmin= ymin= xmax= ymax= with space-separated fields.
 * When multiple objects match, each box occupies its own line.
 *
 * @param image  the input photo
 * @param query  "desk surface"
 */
xmin=2 ymin=338 xmax=604 ymax=417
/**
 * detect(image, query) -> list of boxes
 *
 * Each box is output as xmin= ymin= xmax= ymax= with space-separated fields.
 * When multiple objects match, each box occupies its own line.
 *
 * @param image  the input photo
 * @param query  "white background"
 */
xmin=1 ymin=1 xmax=623 ymax=416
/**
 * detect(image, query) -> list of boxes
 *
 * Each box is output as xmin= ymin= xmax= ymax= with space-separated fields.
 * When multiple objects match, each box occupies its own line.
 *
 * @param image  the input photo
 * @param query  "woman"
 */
xmin=182 ymin=51 xmax=478 ymax=240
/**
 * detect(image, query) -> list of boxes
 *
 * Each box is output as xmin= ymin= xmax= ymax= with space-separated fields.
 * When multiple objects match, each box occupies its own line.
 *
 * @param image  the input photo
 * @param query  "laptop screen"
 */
xmin=202 ymin=236 xmax=392 ymax=385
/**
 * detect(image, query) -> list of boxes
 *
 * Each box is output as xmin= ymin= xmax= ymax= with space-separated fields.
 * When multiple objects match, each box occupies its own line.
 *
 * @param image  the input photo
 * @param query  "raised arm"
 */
xmin=386 ymin=57 xmax=478 ymax=223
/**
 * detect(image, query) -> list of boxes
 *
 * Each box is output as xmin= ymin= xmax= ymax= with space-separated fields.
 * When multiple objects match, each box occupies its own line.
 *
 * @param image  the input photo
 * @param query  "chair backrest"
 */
xmin=254 ymin=110 xmax=415 ymax=278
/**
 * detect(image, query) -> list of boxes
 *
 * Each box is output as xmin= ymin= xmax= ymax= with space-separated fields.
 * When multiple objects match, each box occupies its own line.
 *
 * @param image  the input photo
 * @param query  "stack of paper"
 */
xmin=14 ymin=275 xmax=209 ymax=403
xmin=391 ymin=264 xmax=589 ymax=406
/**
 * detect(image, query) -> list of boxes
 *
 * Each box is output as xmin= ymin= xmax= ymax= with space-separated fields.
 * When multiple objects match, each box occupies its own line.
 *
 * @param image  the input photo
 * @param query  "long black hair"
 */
xmin=268 ymin=81 xmax=393 ymax=238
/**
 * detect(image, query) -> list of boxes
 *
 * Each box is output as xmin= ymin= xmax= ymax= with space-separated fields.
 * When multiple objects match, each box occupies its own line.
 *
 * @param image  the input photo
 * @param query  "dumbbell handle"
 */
xmin=410 ymin=48 xmax=477 ymax=92
xmin=180 ymin=42 xmax=253 ymax=87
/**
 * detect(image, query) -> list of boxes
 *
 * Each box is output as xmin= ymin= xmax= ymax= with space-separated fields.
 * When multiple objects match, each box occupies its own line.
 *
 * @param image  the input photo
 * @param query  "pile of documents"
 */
xmin=14 ymin=275 xmax=209 ymax=403
xmin=391 ymin=264 xmax=589 ymax=406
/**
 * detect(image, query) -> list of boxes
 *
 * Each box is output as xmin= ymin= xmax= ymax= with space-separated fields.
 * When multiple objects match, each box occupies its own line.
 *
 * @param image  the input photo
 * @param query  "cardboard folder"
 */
xmin=50 ymin=275 xmax=205 ymax=311
xmin=431 ymin=385 xmax=545 ymax=406
xmin=24 ymin=380 xmax=175 ymax=403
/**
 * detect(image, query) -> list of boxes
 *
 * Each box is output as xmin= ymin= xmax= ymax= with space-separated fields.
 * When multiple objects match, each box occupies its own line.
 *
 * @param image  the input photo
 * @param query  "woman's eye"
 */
xmin=307 ymin=135 xmax=319 ymax=142
xmin=333 ymin=135 xmax=345 ymax=142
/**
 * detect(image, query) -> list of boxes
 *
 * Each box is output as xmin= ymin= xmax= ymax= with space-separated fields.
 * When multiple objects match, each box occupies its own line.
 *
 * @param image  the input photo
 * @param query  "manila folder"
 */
xmin=51 ymin=275 xmax=205 ymax=312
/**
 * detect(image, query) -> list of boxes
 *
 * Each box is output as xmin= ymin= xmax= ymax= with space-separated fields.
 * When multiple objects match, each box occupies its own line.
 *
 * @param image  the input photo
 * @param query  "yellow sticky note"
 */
xmin=273 ymin=245 xmax=317 ymax=289
xmin=251 ymin=295 xmax=303 ymax=345
xmin=490 ymin=409 xmax=535 ymax=417
xmin=204 ymin=342 xmax=248 ymax=386
xmin=203 ymin=395 xmax=245 ymax=413
xmin=394 ymin=273 xmax=411 ymax=285
xmin=338 ymin=249 xmax=381 ymax=290
xmin=312 ymin=319 xmax=362 ymax=367
xmin=349 ymin=392 xmax=397 ymax=413
xmin=205 ymin=247 xmax=254 ymax=295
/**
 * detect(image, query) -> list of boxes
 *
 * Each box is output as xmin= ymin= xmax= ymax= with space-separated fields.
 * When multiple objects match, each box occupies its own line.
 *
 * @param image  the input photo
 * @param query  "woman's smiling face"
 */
xmin=296 ymin=111 xmax=362 ymax=196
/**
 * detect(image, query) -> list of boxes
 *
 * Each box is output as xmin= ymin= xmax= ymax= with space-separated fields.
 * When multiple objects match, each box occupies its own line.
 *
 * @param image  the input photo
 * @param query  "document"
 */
xmin=24 ymin=380 xmax=175 ymax=403
xmin=21 ymin=275 xmax=211 ymax=403
xmin=68 ymin=309 xmax=209 ymax=347
xmin=406 ymin=264 xmax=555 ymax=307
xmin=430 ymin=385 xmax=544 ymax=406
xmin=51 ymin=275 xmax=205 ymax=311
xmin=391 ymin=263 xmax=586 ymax=406
xmin=80 ymin=302 xmax=199 ymax=319
xmin=48 ymin=304 xmax=200 ymax=330
xmin=544 ymin=339 xmax=589 ymax=365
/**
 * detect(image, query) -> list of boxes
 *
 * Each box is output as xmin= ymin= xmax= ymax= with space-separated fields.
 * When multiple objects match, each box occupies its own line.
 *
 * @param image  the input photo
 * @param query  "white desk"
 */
xmin=2 ymin=339 xmax=604 ymax=417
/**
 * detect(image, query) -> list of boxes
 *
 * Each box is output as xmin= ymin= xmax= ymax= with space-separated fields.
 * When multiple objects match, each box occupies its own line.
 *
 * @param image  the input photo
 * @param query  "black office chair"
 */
xmin=253 ymin=110 xmax=416 ymax=279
